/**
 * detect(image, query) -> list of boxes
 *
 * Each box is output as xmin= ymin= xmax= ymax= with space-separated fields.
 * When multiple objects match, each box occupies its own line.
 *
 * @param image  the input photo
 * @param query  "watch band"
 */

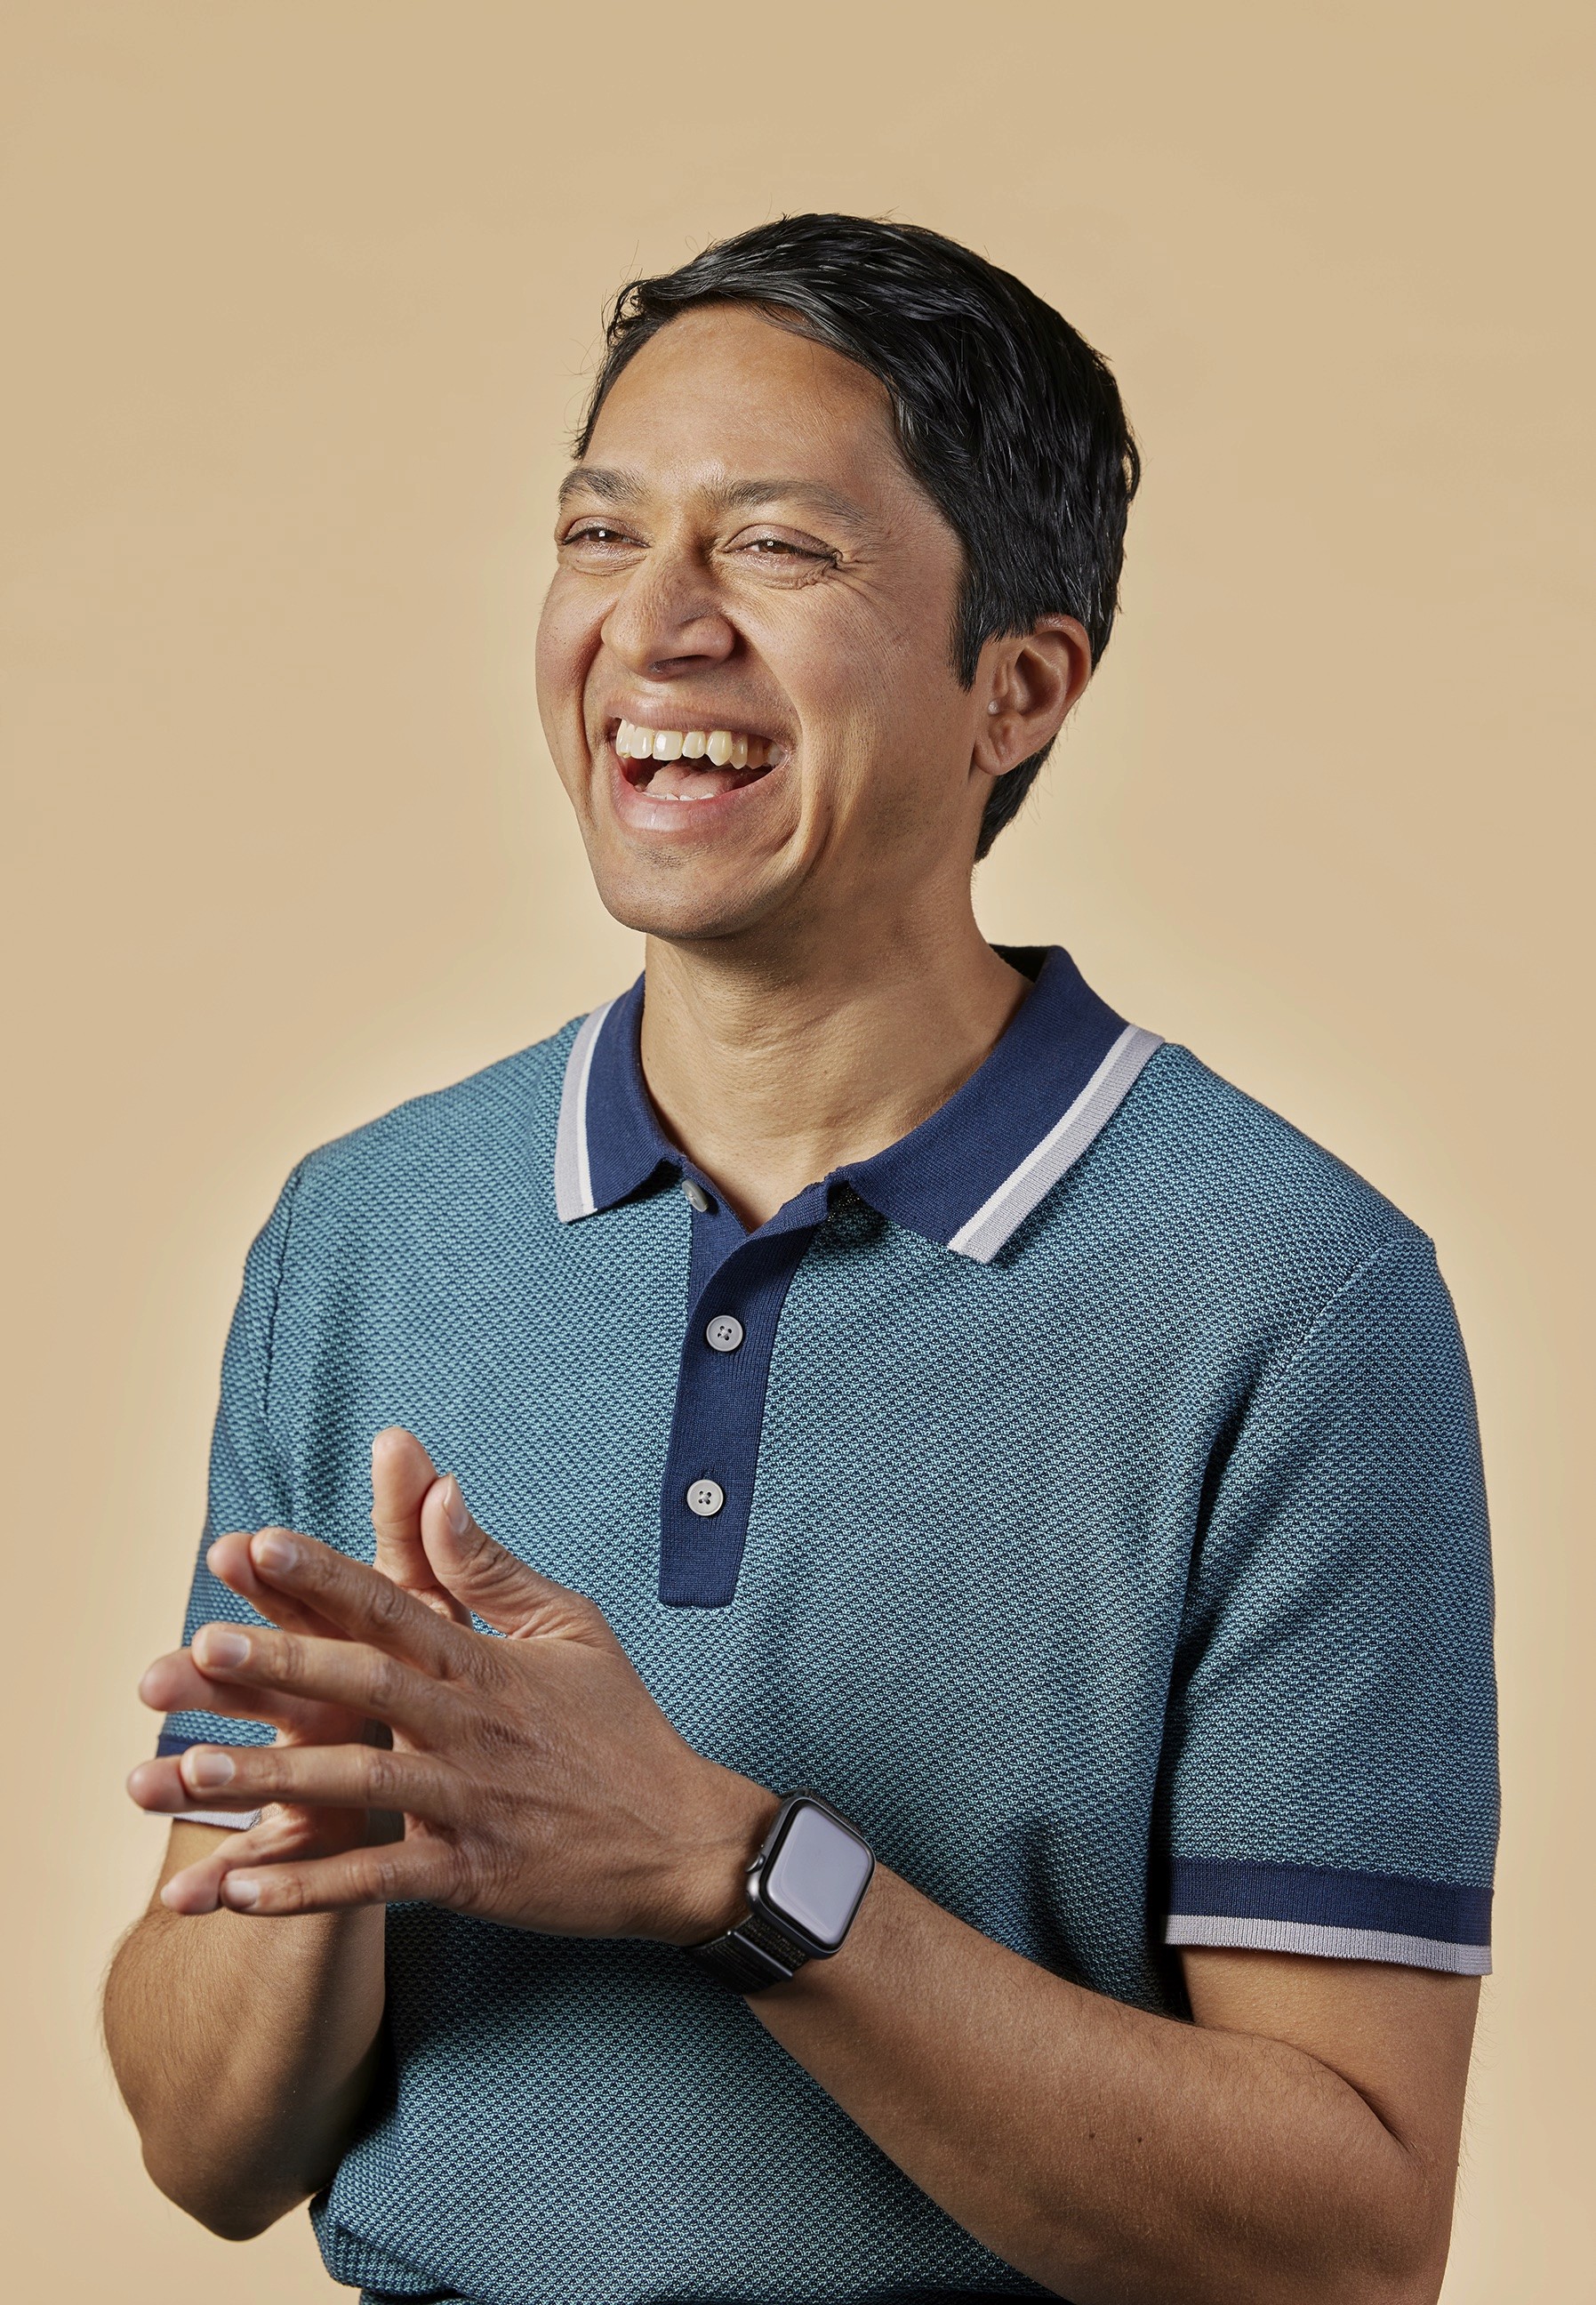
xmin=686 ymin=1903 xmax=814 ymax=1993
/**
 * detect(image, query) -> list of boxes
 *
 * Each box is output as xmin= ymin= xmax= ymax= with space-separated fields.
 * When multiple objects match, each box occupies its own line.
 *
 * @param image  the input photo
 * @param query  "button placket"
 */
xmin=660 ymin=1184 xmax=830 ymax=1608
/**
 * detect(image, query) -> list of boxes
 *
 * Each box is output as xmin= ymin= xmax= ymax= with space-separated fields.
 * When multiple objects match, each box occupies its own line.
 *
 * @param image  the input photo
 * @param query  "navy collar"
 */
xmin=553 ymin=947 xmax=1161 ymax=1265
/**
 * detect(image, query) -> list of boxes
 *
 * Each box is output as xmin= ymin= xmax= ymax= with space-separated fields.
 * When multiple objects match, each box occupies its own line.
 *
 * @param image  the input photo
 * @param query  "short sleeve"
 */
xmin=156 ymin=1166 xmax=305 ymax=1819
xmin=1161 ymin=1231 xmax=1498 ymax=1974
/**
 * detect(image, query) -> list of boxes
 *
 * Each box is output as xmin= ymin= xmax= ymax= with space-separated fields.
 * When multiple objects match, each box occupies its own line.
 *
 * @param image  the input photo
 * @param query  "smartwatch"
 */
xmin=687 ymin=1791 xmax=875 ymax=1994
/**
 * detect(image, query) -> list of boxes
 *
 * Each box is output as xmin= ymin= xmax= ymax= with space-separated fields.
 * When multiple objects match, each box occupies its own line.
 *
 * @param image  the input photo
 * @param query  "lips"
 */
xmin=609 ymin=716 xmax=779 ymax=803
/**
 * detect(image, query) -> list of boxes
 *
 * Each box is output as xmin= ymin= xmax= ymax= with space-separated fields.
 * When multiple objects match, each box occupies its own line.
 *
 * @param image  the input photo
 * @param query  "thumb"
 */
xmin=422 ymin=1474 xmax=614 ymax=1648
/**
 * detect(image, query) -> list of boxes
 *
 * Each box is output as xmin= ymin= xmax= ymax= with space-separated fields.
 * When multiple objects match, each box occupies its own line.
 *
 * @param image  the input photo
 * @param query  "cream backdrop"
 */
xmin=4 ymin=4 xmax=1590 ymax=2299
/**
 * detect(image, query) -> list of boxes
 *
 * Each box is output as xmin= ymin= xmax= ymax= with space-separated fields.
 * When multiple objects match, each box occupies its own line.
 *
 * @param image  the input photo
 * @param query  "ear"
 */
xmin=972 ymin=616 xmax=1093 ymax=785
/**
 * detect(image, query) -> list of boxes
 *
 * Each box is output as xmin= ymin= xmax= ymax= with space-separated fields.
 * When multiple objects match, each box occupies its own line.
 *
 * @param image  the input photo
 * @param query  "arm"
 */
xmin=107 ymin=1430 xmax=463 ymax=2236
xmin=748 ymin=1869 xmax=1477 ymax=2305
xmin=140 ymin=1478 xmax=1480 ymax=2303
xmin=103 ymin=1824 xmax=384 ymax=2238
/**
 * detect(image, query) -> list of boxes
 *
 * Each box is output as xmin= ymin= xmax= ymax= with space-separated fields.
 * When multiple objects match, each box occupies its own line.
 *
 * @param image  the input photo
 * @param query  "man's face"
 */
xmin=535 ymin=305 xmax=990 ymax=946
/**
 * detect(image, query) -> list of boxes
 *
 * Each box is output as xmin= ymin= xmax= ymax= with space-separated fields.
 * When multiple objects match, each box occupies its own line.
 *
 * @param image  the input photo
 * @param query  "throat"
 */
xmin=637 ymin=931 xmax=1033 ymax=1231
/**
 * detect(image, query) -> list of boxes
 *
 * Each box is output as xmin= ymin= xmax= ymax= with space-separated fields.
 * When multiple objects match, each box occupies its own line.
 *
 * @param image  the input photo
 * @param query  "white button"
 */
xmin=686 ymin=1478 xmax=725 ymax=1518
xmin=682 ymin=1179 xmax=710 ymax=1213
xmin=705 ymin=1313 xmax=744 ymax=1353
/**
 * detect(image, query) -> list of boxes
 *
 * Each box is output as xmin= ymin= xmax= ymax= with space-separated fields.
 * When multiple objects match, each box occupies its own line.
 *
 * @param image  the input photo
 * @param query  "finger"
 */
xmin=422 ymin=1474 xmax=614 ymax=1648
xmin=244 ymin=1529 xmax=481 ymax=1679
xmin=168 ymin=1739 xmax=459 ymax=1819
xmin=205 ymin=1530 xmax=350 ymax=1642
xmin=219 ymin=1839 xmax=454 ymax=1917
xmin=160 ymin=1807 xmax=342 ymax=1914
xmin=138 ymin=1647 xmax=339 ymax=1739
xmin=371 ymin=1428 xmax=467 ymax=1627
xmin=372 ymin=1426 xmax=435 ymax=1567
xmin=130 ymin=1754 xmax=261 ymax=1813
xmin=190 ymin=1619 xmax=455 ymax=1734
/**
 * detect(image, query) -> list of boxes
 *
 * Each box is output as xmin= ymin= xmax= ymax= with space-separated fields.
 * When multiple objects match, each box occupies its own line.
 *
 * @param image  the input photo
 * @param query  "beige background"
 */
xmin=4 ymin=3 xmax=1590 ymax=2297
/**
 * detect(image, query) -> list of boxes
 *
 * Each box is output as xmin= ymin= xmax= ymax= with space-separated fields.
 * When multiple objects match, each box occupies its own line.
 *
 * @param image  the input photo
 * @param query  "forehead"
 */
xmin=578 ymin=305 xmax=907 ymax=506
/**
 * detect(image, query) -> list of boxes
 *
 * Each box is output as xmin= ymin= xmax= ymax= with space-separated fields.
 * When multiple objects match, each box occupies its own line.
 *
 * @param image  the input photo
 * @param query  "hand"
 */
xmin=129 ymin=1429 xmax=477 ymax=1910
xmin=132 ymin=1449 xmax=777 ymax=1940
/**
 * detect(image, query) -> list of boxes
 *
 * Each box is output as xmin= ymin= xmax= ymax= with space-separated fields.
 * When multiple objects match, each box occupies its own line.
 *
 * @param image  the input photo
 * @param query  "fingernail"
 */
xmin=183 ymin=1748 xmax=236 ymax=1791
xmin=196 ymin=1626 xmax=250 ymax=1668
xmin=253 ymin=1530 xmax=297 ymax=1573
xmin=442 ymin=1474 xmax=470 ymax=1538
xmin=224 ymin=1875 xmax=261 ymax=1910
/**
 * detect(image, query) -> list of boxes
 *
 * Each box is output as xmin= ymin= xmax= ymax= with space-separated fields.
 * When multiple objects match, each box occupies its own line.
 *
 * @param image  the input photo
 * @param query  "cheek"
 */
xmin=804 ymin=620 xmax=966 ymax=813
xmin=784 ymin=598 xmax=917 ymax=759
xmin=533 ymin=579 xmax=603 ymax=726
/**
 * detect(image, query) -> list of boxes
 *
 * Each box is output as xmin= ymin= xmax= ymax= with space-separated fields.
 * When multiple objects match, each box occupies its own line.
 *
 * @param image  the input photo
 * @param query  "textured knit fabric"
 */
xmin=161 ymin=952 xmax=1497 ymax=2305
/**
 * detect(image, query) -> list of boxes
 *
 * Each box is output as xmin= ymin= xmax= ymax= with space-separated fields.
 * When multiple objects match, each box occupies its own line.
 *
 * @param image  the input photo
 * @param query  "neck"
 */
xmin=638 ymin=901 xmax=1029 ymax=1229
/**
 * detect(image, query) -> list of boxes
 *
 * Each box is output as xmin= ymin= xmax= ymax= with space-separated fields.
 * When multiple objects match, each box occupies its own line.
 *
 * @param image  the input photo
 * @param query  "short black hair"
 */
xmin=577 ymin=213 xmax=1139 ymax=860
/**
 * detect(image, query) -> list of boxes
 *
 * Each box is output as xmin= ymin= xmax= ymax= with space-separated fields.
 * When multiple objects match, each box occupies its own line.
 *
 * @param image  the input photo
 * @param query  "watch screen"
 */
xmin=764 ymin=1802 xmax=874 ymax=1949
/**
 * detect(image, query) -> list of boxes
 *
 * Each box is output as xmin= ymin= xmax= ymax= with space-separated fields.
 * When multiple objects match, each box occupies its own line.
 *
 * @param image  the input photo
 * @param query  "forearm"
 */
xmin=104 ymin=1825 xmax=385 ymax=2237
xmin=752 ymin=1867 xmax=1448 ymax=2305
xmin=127 ymin=1517 xmax=1472 ymax=2293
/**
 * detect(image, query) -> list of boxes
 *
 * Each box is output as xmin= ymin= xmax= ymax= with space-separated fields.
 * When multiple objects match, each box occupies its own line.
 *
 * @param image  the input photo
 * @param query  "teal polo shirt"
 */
xmin=160 ymin=946 xmax=1497 ymax=2305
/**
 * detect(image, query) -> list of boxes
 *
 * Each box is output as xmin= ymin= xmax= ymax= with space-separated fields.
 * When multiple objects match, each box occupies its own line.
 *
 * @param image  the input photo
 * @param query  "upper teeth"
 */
xmin=616 ymin=719 xmax=751 ymax=768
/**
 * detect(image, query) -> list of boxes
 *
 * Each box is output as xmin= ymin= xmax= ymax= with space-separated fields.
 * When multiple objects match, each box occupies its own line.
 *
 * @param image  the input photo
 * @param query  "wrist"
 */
xmin=654 ymin=1768 xmax=781 ymax=1946
xmin=680 ymin=1789 xmax=878 ymax=1994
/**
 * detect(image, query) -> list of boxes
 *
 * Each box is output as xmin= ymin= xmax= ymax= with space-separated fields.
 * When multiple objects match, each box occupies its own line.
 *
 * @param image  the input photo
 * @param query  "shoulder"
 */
xmin=1057 ymin=1040 xmax=1446 ymax=1361
xmin=274 ymin=1015 xmax=583 ymax=1244
xmin=1127 ymin=1043 xmax=1422 ymax=1240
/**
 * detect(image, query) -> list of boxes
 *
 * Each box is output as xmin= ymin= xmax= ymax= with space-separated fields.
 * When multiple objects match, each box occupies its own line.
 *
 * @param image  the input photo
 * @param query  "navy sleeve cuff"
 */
xmin=1165 ymin=1858 xmax=1492 ymax=1975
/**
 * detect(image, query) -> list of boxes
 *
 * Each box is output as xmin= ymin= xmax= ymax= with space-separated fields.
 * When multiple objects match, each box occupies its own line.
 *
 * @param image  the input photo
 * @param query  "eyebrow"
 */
xmin=557 ymin=465 xmax=872 ymax=531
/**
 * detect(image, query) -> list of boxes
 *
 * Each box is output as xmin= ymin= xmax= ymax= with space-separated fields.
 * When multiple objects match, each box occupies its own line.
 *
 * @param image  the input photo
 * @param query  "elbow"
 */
xmin=185 ymin=2198 xmax=286 ymax=2245
xmin=1389 ymin=2247 xmax=1454 ymax=2305
xmin=1332 ymin=2192 xmax=1456 ymax=2305
xmin=1355 ymin=2264 xmax=1449 ymax=2305
xmin=140 ymin=2140 xmax=306 ymax=2243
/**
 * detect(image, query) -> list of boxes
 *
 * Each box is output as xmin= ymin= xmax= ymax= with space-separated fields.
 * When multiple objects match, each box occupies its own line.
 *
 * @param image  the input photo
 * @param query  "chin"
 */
xmin=589 ymin=856 xmax=789 ymax=948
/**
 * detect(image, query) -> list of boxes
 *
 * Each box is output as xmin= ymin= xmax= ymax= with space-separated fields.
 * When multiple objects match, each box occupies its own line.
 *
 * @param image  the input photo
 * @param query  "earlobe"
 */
xmin=971 ymin=699 xmax=1016 ymax=783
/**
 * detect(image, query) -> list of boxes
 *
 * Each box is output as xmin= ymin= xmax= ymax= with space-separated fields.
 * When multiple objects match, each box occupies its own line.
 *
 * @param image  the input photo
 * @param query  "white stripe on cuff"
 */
xmin=1166 ymin=1913 xmax=1491 ymax=1975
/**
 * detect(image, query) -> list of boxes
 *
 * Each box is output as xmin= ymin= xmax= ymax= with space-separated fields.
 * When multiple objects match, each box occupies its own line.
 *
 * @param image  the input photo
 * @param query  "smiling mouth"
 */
xmin=611 ymin=718 xmax=779 ymax=802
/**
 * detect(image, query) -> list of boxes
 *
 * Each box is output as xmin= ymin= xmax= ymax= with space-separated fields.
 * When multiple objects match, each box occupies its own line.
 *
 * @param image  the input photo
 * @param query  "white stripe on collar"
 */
xmin=945 ymin=1024 xmax=1164 ymax=1263
xmin=555 ymin=998 xmax=1162 ymax=1254
xmin=554 ymin=998 xmax=617 ymax=1223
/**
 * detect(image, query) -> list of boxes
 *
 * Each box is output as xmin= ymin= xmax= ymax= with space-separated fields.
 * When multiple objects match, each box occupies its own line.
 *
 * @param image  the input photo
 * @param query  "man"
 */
xmin=106 ymin=215 xmax=1497 ymax=2305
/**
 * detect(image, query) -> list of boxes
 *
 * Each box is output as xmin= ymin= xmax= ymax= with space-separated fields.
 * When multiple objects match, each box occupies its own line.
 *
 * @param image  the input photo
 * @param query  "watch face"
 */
xmin=762 ymin=1800 xmax=874 ymax=1950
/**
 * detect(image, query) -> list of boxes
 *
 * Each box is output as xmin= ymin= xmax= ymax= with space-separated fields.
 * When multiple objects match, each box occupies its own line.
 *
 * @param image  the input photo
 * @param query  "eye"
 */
xmin=731 ymin=530 xmax=838 ymax=568
xmin=561 ymin=519 xmax=642 ymax=550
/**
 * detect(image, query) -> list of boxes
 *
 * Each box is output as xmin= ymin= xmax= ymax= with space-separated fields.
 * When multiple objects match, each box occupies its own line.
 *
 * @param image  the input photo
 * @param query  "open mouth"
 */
xmin=610 ymin=718 xmax=780 ymax=803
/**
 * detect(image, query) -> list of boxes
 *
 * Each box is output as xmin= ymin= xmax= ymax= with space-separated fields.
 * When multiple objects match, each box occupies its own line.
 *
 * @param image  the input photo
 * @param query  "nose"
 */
xmin=601 ymin=535 xmax=737 ymax=679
